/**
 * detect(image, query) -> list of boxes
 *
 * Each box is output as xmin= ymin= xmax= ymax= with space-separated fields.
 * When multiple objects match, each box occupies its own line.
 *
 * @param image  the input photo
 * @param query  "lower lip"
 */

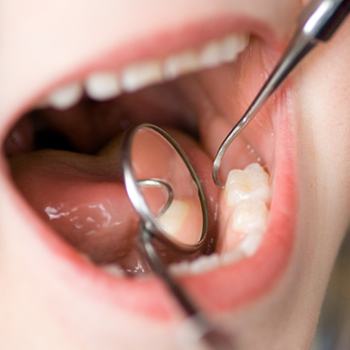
xmin=0 ymin=84 xmax=296 ymax=322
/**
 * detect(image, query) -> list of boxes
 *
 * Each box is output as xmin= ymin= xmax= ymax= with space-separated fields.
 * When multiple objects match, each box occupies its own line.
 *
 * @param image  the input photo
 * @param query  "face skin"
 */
xmin=1 ymin=0 xmax=350 ymax=349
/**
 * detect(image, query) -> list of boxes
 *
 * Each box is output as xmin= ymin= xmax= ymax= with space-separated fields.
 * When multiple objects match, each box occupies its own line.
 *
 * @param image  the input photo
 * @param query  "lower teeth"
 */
xmin=218 ymin=162 xmax=271 ymax=257
xmin=104 ymin=161 xmax=271 ymax=277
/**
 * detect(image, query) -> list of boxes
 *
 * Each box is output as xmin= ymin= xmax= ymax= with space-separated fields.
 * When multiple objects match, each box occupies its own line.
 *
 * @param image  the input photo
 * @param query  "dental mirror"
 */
xmin=122 ymin=123 xmax=208 ymax=252
xmin=121 ymin=124 xmax=234 ymax=350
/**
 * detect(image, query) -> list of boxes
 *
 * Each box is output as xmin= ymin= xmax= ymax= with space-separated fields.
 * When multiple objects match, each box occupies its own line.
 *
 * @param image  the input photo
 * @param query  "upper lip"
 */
xmin=0 ymin=11 xmax=296 ymax=321
xmin=0 ymin=12 xmax=278 ymax=142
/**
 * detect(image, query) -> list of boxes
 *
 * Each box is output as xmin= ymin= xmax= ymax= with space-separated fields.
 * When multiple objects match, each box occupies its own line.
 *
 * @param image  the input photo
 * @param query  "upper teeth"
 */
xmin=121 ymin=61 xmax=163 ymax=92
xmin=47 ymin=82 xmax=83 ymax=110
xmin=85 ymin=72 xmax=121 ymax=101
xmin=41 ymin=33 xmax=249 ymax=110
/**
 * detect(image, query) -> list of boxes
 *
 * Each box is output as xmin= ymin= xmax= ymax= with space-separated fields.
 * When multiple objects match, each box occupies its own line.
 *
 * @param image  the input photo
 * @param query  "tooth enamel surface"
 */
xmin=85 ymin=72 xmax=121 ymax=101
xmin=42 ymin=33 xmax=249 ymax=110
xmin=171 ymin=254 xmax=220 ymax=275
xmin=170 ymin=249 xmax=245 ymax=276
xmin=121 ymin=61 xmax=163 ymax=92
xmin=230 ymin=199 xmax=268 ymax=234
xmin=220 ymin=162 xmax=271 ymax=256
xmin=199 ymin=41 xmax=223 ymax=68
xmin=47 ymin=82 xmax=83 ymax=110
xmin=225 ymin=163 xmax=270 ymax=207
xmin=239 ymin=233 xmax=263 ymax=257
xmin=102 ymin=264 xmax=124 ymax=276
xmin=221 ymin=34 xmax=249 ymax=62
xmin=163 ymin=50 xmax=198 ymax=79
xmin=157 ymin=199 xmax=189 ymax=238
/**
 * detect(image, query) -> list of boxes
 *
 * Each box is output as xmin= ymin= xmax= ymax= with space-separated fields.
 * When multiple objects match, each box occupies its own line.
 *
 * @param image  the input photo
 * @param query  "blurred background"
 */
xmin=312 ymin=232 xmax=350 ymax=350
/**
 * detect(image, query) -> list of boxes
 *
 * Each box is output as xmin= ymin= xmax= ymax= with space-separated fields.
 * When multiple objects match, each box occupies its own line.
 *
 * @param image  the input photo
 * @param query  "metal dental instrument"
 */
xmin=213 ymin=0 xmax=350 ymax=187
xmin=122 ymin=124 xmax=235 ymax=350
xmin=137 ymin=178 xmax=174 ymax=216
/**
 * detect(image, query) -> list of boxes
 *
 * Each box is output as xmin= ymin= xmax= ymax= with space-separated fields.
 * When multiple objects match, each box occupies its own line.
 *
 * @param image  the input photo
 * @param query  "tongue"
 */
xmin=10 ymin=143 xmax=139 ymax=265
xmin=10 ymin=129 xmax=218 ymax=272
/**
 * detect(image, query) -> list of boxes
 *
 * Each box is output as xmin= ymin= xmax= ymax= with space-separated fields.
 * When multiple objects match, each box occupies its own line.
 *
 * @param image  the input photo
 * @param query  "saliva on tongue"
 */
xmin=9 ymin=128 xmax=216 ymax=275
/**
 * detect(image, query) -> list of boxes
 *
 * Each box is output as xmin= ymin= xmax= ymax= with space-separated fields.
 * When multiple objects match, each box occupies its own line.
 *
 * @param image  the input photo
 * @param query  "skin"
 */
xmin=0 ymin=0 xmax=350 ymax=349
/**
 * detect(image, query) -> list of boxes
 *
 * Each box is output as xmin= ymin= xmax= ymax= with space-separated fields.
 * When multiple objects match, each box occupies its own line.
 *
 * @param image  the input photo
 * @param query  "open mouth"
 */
xmin=1 ymin=16 xmax=296 ymax=320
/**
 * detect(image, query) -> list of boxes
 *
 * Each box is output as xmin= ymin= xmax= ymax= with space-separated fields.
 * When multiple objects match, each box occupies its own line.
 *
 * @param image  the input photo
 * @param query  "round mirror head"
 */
xmin=122 ymin=124 xmax=208 ymax=252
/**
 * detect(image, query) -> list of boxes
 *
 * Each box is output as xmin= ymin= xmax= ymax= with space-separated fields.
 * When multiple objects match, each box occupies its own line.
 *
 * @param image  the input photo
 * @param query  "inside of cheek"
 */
xmin=4 ymin=40 xmax=275 ymax=274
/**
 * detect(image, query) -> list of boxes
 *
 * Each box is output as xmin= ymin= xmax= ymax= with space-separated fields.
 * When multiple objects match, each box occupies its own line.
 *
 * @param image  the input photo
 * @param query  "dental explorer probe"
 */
xmin=212 ymin=0 xmax=350 ymax=187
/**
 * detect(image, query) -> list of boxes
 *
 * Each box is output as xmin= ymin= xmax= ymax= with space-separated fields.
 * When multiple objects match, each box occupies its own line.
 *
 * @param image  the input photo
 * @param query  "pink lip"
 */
xmin=0 ymin=14 xmax=278 ymax=141
xmin=0 ymin=15 xmax=296 ymax=321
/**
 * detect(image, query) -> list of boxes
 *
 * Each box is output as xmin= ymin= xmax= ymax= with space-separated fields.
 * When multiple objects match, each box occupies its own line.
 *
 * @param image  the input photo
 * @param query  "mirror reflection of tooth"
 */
xmin=157 ymin=199 xmax=190 ymax=237
xmin=225 ymin=162 xmax=271 ymax=207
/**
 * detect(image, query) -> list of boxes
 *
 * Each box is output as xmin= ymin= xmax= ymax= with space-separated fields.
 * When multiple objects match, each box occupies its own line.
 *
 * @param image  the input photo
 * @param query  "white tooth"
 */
xmin=102 ymin=264 xmax=124 ymax=277
xmin=85 ymin=72 xmax=120 ymax=101
xmin=171 ymin=254 xmax=221 ymax=275
xmin=225 ymin=162 xmax=270 ymax=207
xmin=121 ymin=61 xmax=162 ymax=92
xmin=47 ymin=82 xmax=83 ymax=110
xmin=163 ymin=51 xmax=198 ymax=79
xmin=231 ymin=199 xmax=268 ymax=234
xmin=170 ymin=261 xmax=191 ymax=275
xmin=157 ymin=199 xmax=189 ymax=238
xmin=199 ymin=41 xmax=222 ymax=68
xmin=220 ymin=34 xmax=249 ymax=62
xmin=239 ymin=233 xmax=263 ymax=257
xmin=189 ymin=254 xmax=220 ymax=274
xmin=220 ymin=249 xmax=245 ymax=265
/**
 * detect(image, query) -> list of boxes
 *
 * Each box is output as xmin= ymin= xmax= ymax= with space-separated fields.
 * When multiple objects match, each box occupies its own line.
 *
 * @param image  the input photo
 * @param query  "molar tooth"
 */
xmin=238 ymin=233 xmax=263 ymax=257
xmin=220 ymin=199 xmax=268 ymax=254
xmin=85 ymin=72 xmax=120 ymax=101
xmin=220 ymin=249 xmax=245 ymax=265
xmin=47 ymin=82 xmax=83 ymax=110
xmin=170 ymin=261 xmax=191 ymax=276
xmin=220 ymin=34 xmax=249 ymax=62
xmin=163 ymin=51 xmax=198 ymax=80
xmin=199 ymin=41 xmax=223 ymax=68
xmin=231 ymin=199 xmax=268 ymax=234
xmin=121 ymin=61 xmax=162 ymax=92
xmin=189 ymin=254 xmax=220 ymax=274
xmin=225 ymin=162 xmax=270 ymax=207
